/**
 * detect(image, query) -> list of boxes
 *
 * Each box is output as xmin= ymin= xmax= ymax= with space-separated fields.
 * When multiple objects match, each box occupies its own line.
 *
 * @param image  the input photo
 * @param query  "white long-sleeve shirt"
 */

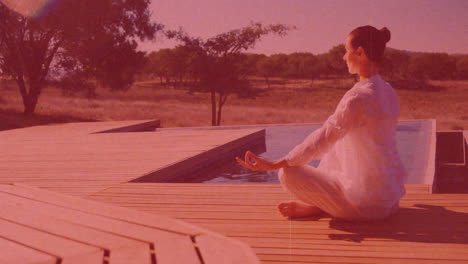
xmin=283 ymin=74 xmax=408 ymax=212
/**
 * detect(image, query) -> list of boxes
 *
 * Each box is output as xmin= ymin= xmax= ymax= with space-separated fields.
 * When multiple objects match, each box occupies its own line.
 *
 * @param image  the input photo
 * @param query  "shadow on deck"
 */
xmin=327 ymin=204 xmax=467 ymax=244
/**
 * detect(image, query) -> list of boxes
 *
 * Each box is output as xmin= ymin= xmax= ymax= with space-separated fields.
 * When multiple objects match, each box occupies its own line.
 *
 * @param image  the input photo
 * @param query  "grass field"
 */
xmin=1 ymin=77 xmax=467 ymax=131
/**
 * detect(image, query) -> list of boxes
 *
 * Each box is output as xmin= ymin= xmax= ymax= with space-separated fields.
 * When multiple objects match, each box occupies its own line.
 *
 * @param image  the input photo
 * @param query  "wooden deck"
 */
xmin=2 ymin=120 xmax=467 ymax=263
xmin=0 ymin=119 xmax=161 ymax=136
xmin=0 ymin=120 xmax=264 ymax=196
xmin=89 ymin=183 xmax=468 ymax=264
xmin=0 ymin=183 xmax=259 ymax=264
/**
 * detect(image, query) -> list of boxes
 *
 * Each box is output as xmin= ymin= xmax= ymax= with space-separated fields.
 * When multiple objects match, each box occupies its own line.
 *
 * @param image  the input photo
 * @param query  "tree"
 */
xmin=240 ymin=53 xmax=266 ymax=76
xmin=145 ymin=46 xmax=202 ymax=88
xmin=283 ymin=52 xmax=321 ymax=80
xmin=146 ymin=49 xmax=173 ymax=85
xmin=380 ymin=49 xmax=410 ymax=80
xmin=56 ymin=72 xmax=97 ymax=98
xmin=284 ymin=52 xmax=305 ymax=78
xmin=168 ymin=23 xmax=293 ymax=126
xmin=455 ymin=56 xmax=468 ymax=80
xmin=301 ymin=53 xmax=322 ymax=80
xmin=0 ymin=0 xmax=161 ymax=114
xmin=96 ymin=42 xmax=148 ymax=91
xmin=325 ymin=44 xmax=348 ymax=78
xmin=256 ymin=53 xmax=289 ymax=88
xmin=408 ymin=52 xmax=457 ymax=80
xmin=315 ymin=54 xmax=331 ymax=77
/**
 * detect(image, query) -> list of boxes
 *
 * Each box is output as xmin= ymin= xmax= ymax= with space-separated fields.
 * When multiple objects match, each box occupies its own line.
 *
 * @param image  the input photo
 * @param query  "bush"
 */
xmin=57 ymin=75 xmax=97 ymax=98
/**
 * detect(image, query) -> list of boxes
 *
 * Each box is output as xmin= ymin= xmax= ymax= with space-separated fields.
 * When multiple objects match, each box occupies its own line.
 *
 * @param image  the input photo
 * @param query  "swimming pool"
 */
xmin=155 ymin=120 xmax=436 ymax=185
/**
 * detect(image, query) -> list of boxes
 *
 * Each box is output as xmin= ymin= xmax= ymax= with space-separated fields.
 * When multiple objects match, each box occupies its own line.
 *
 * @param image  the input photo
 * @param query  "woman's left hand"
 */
xmin=235 ymin=151 xmax=285 ymax=171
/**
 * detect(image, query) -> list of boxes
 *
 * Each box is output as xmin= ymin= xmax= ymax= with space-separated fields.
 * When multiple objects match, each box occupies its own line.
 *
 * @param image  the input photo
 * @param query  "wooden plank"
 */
xmin=0 ymin=183 xmax=200 ymax=235
xmin=92 ymin=183 xmax=432 ymax=194
xmin=234 ymin=236 xmax=468 ymax=251
xmin=405 ymin=184 xmax=430 ymax=193
xmin=195 ymin=234 xmax=260 ymax=264
xmin=0 ymin=184 xmax=262 ymax=264
xmin=0 ymin=203 xmax=152 ymax=264
xmin=188 ymin=221 xmax=468 ymax=234
xmin=0 ymin=190 xmax=200 ymax=264
xmin=253 ymin=247 xmax=468 ymax=261
xmin=0 ymin=219 xmax=104 ymax=264
xmin=256 ymin=253 xmax=467 ymax=264
xmin=0 ymin=237 xmax=58 ymax=264
xmin=89 ymin=193 xmax=468 ymax=203
xmin=0 ymin=184 xmax=260 ymax=264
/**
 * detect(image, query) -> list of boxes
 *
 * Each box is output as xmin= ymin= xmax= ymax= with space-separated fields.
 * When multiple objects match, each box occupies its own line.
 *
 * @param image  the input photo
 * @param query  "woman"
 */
xmin=236 ymin=25 xmax=408 ymax=221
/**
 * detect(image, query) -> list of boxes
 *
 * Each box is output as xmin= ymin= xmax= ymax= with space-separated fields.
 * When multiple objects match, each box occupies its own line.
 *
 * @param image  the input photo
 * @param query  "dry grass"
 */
xmin=1 ymin=78 xmax=467 ymax=131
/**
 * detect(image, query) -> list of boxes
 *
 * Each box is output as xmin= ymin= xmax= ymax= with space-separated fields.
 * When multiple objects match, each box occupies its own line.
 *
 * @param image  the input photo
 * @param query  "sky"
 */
xmin=139 ymin=0 xmax=468 ymax=55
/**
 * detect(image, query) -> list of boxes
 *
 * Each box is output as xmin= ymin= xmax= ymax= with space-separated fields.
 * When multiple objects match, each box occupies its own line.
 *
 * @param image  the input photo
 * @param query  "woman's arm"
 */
xmin=236 ymin=94 xmax=366 ymax=171
xmin=283 ymin=94 xmax=366 ymax=167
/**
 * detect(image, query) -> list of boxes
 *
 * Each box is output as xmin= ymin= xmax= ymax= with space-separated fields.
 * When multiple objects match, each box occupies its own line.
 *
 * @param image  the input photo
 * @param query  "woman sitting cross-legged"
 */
xmin=236 ymin=25 xmax=408 ymax=222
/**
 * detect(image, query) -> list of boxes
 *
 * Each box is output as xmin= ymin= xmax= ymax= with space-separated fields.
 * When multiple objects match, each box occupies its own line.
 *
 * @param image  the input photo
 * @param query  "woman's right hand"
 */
xmin=235 ymin=151 xmax=289 ymax=171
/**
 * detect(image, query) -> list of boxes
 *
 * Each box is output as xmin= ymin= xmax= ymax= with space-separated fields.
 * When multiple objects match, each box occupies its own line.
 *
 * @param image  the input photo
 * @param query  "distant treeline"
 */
xmin=143 ymin=44 xmax=468 ymax=87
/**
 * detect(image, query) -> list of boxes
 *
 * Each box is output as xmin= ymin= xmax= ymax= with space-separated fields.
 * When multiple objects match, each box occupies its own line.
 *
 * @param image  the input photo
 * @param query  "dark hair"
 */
xmin=349 ymin=25 xmax=391 ymax=64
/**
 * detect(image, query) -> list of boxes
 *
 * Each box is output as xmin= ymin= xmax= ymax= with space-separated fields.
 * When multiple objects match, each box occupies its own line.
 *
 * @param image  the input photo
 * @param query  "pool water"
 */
xmin=200 ymin=124 xmax=322 ymax=184
xmin=160 ymin=120 xmax=435 ymax=185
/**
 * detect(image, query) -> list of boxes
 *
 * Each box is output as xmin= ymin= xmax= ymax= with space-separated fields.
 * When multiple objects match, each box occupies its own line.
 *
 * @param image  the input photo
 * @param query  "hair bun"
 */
xmin=379 ymin=27 xmax=391 ymax=43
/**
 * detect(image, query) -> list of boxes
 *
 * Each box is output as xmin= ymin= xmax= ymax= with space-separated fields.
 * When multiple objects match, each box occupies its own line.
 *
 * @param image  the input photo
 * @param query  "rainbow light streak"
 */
xmin=1 ymin=0 xmax=60 ymax=18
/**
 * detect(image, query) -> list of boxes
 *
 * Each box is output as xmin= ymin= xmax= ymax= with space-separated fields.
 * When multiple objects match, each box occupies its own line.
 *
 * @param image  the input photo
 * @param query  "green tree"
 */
xmin=96 ymin=42 xmax=148 ymax=91
xmin=325 ymin=44 xmax=348 ymax=78
xmin=240 ymin=53 xmax=266 ymax=76
xmin=146 ymin=46 xmax=202 ymax=88
xmin=169 ymin=23 xmax=293 ymax=126
xmin=146 ymin=49 xmax=170 ymax=84
xmin=284 ymin=52 xmax=305 ymax=78
xmin=408 ymin=52 xmax=457 ymax=80
xmin=283 ymin=52 xmax=321 ymax=80
xmin=455 ymin=56 xmax=468 ymax=80
xmin=302 ymin=53 xmax=323 ymax=80
xmin=0 ymin=0 xmax=160 ymax=114
xmin=380 ymin=49 xmax=410 ymax=80
xmin=315 ymin=54 xmax=331 ymax=77
xmin=256 ymin=54 xmax=288 ymax=88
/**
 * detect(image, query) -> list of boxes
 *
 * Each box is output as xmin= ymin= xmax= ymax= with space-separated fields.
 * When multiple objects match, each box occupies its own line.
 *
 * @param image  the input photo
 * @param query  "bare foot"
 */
xmin=277 ymin=200 xmax=323 ymax=218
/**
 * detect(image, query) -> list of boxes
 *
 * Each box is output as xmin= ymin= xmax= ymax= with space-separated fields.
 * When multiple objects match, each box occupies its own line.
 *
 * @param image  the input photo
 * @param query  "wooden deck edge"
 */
xmin=154 ymin=119 xmax=433 ymax=131
xmin=428 ymin=119 xmax=437 ymax=193
xmin=95 ymin=183 xmax=432 ymax=194
xmin=93 ymin=119 xmax=160 ymax=133
xmin=433 ymin=130 xmax=468 ymax=194
xmin=131 ymin=129 xmax=266 ymax=183
xmin=435 ymin=130 xmax=467 ymax=166
xmin=404 ymin=184 xmax=431 ymax=194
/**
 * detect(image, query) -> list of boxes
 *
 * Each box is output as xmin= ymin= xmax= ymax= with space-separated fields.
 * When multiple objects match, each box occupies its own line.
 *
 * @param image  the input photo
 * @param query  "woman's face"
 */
xmin=343 ymin=35 xmax=361 ymax=74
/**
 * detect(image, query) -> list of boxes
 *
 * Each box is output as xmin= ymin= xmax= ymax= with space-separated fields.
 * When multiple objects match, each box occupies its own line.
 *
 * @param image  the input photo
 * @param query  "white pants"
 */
xmin=278 ymin=165 xmax=399 ymax=221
